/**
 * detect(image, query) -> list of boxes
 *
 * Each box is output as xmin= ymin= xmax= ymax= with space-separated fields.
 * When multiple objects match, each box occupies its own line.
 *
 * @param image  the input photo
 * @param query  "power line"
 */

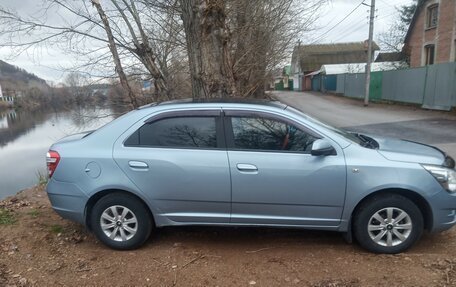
xmin=315 ymin=2 xmax=346 ymax=32
xmin=332 ymin=19 xmax=368 ymax=42
xmin=329 ymin=4 xmax=404 ymax=43
xmin=309 ymin=0 xmax=366 ymax=44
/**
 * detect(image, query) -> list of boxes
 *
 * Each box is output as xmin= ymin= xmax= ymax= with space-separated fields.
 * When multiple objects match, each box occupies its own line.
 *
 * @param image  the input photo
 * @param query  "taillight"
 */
xmin=46 ymin=150 xmax=60 ymax=178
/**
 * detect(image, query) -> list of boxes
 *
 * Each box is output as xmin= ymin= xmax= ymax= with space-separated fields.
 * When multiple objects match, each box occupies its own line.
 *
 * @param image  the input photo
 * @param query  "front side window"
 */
xmin=230 ymin=116 xmax=318 ymax=152
xmin=427 ymin=5 xmax=438 ymax=28
xmin=125 ymin=117 xmax=217 ymax=148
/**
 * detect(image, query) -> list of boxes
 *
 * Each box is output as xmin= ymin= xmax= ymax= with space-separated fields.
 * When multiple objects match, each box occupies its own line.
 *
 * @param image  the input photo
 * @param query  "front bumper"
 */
xmin=46 ymin=179 xmax=89 ymax=225
xmin=429 ymin=190 xmax=456 ymax=233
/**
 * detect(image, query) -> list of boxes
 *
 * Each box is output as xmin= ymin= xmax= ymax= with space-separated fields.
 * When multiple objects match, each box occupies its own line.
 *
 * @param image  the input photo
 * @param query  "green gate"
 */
xmin=369 ymin=71 xmax=383 ymax=101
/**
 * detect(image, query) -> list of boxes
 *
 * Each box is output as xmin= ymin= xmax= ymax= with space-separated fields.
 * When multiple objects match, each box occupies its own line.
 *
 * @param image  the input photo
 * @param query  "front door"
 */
xmin=225 ymin=111 xmax=346 ymax=227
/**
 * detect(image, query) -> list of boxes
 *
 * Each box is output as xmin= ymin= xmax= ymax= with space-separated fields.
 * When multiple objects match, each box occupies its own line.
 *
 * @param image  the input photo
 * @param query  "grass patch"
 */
xmin=50 ymin=224 xmax=64 ymax=234
xmin=0 ymin=208 xmax=16 ymax=225
xmin=28 ymin=209 xmax=40 ymax=218
xmin=36 ymin=170 xmax=48 ymax=185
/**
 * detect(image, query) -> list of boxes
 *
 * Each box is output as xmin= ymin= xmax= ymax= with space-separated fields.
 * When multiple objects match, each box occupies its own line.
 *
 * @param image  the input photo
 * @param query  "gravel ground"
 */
xmin=1 ymin=185 xmax=456 ymax=287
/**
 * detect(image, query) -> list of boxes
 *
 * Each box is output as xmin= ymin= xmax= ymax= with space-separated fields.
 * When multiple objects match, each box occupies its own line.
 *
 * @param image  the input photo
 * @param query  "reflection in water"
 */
xmin=0 ymin=109 xmax=51 ymax=147
xmin=0 ymin=110 xmax=16 ymax=129
xmin=0 ymin=107 xmax=114 ymax=199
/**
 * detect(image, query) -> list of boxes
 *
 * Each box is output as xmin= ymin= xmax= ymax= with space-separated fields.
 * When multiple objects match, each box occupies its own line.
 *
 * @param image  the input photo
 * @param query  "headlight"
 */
xmin=444 ymin=156 xmax=455 ymax=168
xmin=422 ymin=165 xmax=456 ymax=193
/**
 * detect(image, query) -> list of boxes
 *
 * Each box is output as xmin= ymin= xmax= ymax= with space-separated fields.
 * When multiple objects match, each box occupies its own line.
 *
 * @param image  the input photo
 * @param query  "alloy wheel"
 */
xmin=367 ymin=207 xmax=412 ymax=247
xmin=100 ymin=205 xmax=138 ymax=242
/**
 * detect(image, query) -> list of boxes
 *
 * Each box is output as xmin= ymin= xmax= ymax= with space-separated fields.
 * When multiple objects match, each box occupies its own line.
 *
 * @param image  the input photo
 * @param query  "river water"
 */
xmin=0 ymin=107 xmax=115 ymax=200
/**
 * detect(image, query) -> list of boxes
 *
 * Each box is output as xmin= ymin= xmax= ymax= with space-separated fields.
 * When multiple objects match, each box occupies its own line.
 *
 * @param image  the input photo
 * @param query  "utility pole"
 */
xmin=363 ymin=0 xmax=376 ymax=106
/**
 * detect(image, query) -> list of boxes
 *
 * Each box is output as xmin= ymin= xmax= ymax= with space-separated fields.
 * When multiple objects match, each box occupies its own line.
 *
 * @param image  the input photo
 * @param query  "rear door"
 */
xmin=113 ymin=109 xmax=231 ymax=224
xmin=225 ymin=110 xmax=346 ymax=227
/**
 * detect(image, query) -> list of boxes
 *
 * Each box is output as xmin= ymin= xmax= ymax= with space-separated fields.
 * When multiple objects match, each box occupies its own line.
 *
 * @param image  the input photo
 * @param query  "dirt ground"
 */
xmin=1 ymin=186 xmax=456 ymax=287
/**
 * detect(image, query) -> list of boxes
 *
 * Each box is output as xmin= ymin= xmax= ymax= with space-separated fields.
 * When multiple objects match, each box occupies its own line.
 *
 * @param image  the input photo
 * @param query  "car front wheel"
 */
xmin=91 ymin=193 xmax=153 ymax=250
xmin=353 ymin=194 xmax=423 ymax=254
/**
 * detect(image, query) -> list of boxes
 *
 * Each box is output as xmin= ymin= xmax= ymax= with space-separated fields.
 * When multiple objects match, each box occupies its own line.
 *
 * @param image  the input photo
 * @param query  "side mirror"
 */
xmin=311 ymin=139 xmax=336 ymax=156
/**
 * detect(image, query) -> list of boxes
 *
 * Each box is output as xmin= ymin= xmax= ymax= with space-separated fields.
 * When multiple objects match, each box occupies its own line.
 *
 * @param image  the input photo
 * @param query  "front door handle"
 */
xmin=128 ymin=161 xmax=148 ymax=169
xmin=236 ymin=163 xmax=258 ymax=172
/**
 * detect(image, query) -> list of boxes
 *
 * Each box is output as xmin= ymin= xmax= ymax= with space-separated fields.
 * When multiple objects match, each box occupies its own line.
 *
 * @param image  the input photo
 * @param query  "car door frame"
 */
xmin=113 ymin=107 xmax=233 ymax=226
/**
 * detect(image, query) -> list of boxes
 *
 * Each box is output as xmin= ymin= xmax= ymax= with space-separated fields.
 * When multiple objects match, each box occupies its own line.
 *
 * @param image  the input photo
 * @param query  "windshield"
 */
xmin=286 ymin=106 xmax=363 ymax=145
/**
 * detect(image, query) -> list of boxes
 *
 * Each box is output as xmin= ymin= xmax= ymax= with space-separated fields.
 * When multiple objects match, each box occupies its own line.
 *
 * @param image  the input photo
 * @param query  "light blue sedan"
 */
xmin=46 ymin=100 xmax=456 ymax=253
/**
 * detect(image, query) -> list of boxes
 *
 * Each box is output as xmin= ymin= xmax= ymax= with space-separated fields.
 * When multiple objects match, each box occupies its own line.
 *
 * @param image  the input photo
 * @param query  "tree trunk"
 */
xmin=179 ymin=0 xmax=237 ymax=99
xmin=91 ymin=0 xmax=138 ymax=109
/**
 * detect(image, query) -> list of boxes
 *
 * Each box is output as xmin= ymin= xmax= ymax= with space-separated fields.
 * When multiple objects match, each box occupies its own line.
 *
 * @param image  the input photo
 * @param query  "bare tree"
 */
xmin=228 ymin=0 xmax=324 ymax=98
xmin=64 ymin=72 xmax=92 ymax=105
xmin=91 ymin=0 xmax=139 ymax=108
xmin=0 ymin=0 xmax=325 ymax=103
xmin=143 ymin=1 xmax=189 ymax=98
xmin=109 ymin=0 xmax=170 ymax=99
xmin=0 ymin=0 xmax=179 ymax=105
xmin=179 ymin=0 xmax=238 ymax=99
xmin=177 ymin=0 xmax=324 ymax=99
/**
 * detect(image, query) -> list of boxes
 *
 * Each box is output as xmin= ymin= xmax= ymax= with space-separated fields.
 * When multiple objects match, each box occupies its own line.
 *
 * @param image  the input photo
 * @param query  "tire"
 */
xmin=90 ymin=192 xmax=153 ymax=250
xmin=353 ymin=194 xmax=423 ymax=254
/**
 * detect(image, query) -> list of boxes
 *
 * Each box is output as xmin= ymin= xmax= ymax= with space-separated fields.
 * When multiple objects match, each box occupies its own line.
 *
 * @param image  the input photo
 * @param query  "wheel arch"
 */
xmin=351 ymin=188 xmax=433 ymax=231
xmin=84 ymin=189 xmax=155 ymax=230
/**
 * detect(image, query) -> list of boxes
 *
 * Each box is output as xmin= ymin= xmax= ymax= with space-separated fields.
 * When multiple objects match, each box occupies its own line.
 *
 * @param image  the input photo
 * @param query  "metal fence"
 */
xmin=327 ymin=62 xmax=456 ymax=110
xmin=381 ymin=67 xmax=427 ymax=104
xmin=343 ymin=73 xmax=365 ymax=99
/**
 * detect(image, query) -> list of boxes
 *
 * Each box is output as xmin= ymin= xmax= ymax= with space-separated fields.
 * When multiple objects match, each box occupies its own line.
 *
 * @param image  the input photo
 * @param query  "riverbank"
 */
xmin=2 ymin=186 xmax=456 ymax=286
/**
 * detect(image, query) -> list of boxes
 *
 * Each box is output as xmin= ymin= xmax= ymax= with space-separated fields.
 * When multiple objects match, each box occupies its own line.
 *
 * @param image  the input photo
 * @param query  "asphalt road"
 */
xmin=273 ymin=91 xmax=456 ymax=159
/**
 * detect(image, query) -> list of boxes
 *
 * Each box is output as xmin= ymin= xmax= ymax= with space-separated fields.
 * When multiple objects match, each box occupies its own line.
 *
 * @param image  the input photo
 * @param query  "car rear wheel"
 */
xmin=91 ymin=193 xmax=152 ymax=250
xmin=353 ymin=194 xmax=423 ymax=254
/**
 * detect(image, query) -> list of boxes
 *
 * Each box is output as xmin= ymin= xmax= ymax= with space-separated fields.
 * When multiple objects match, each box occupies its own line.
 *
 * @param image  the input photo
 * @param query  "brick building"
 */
xmin=403 ymin=0 xmax=456 ymax=67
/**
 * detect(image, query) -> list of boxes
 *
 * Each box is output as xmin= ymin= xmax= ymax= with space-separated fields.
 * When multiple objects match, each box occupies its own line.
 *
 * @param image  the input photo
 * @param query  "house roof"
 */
xmin=292 ymin=41 xmax=380 ymax=72
xmin=404 ymin=1 xmax=427 ymax=44
xmin=316 ymin=62 xmax=408 ymax=75
xmin=296 ymin=42 xmax=379 ymax=54
xmin=375 ymin=52 xmax=405 ymax=62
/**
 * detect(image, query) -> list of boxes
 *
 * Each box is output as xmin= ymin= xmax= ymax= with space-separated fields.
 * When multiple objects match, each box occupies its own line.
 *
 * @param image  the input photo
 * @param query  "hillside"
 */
xmin=0 ymin=60 xmax=48 ymax=92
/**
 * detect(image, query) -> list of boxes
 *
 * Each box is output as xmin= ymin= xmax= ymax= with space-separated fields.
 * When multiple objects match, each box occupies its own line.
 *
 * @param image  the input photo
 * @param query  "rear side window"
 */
xmin=230 ymin=117 xmax=318 ymax=152
xmin=125 ymin=117 xmax=217 ymax=148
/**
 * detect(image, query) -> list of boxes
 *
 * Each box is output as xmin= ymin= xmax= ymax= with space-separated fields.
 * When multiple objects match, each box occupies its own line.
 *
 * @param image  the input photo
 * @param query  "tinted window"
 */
xmin=126 ymin=117 xmax=217 ymax=148
xmin=231 ymin=117 xmax=318 ymax=152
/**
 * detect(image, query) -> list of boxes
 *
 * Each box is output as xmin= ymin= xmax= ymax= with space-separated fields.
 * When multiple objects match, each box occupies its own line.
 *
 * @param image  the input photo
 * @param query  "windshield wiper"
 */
xmin=353 ymin=133 xmax=379 ymax=149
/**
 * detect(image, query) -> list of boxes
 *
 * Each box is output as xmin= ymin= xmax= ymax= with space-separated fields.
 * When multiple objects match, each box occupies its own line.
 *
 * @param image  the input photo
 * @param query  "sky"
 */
xmin=0 ymin=0 xmax=415 ymax=84
xmin=308 ymin=0 xmax=415 ymax=44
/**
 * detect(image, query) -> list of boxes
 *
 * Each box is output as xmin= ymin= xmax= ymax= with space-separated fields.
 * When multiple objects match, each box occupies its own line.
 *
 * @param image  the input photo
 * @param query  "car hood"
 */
xmin=371 ymin=136 xmax=445 ymax=165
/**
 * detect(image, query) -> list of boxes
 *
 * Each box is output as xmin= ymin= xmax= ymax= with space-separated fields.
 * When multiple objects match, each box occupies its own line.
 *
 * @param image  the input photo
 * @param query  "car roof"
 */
xmin=137 ymin=98 xmax=287 ymax=110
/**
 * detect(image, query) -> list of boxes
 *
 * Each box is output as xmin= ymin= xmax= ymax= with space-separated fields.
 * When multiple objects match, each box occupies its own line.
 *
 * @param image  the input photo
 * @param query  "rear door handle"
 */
xmin=128 ymin=161 xmax=148 ymax=169
xmin=236 ymin=163 xmax=258 ymax=172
